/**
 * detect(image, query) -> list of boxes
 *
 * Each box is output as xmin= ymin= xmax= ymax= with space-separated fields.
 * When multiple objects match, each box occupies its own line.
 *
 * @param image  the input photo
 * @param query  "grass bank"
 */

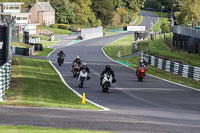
xmin=133 ymin=14 xmax=143 ymax=26
xmin=38 ymin=26 xmax=71 ymax=35
xmin=1 ymin=56 xmax=99 ymax=110
xmin=0 ymin=125 xmax=113 ymax=133
xmin=138 ymin=39 xmax=200 ymax=67
xmin=11 ymin=42 xmax=32 ymax=48
xmin=35 ymin=38 xmax=59 ymax=57
xmin=103 ymin=35 xmax=134 ymax=58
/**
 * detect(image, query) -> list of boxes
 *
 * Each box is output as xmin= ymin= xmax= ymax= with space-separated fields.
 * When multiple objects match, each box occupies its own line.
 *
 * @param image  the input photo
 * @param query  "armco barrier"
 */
xmin=0 ymin=54 xmax=12 ymax=102
xmin=143 ymin=54 xmax=200 ymax=81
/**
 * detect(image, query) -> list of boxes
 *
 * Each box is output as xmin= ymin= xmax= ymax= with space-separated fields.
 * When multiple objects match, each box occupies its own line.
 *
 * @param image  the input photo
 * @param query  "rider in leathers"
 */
xmin=57 ymin=49 xmax=65 ymax=63
xmin=80 ymin=63 xmax=90 ymax=79
xmin=72 ymin=56 xmax=81 ymax=66
xmin=100 ymin=65 xmax=116 ymax=85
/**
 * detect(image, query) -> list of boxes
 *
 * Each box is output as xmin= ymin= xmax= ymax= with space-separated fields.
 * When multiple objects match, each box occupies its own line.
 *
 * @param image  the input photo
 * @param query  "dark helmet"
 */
xmin=60 ymin=49 xmax=63 ymax=52
xmin=105 ymin=64 xmax=110 ymax=70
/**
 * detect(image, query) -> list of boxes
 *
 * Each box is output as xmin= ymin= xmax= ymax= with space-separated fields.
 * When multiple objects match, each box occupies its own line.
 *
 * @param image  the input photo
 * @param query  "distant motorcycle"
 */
xmin=72 ymin=63 xmax=81 ymax=78
xmin=57 ymin=56 xmax=64 ymax=66
xmin=101 ymin=73 xmax=113 ymax=92
xmin=137 ymin=65 xmax=146 ymax=82
xmin=78 ymin=69 xmax=88 ymax=88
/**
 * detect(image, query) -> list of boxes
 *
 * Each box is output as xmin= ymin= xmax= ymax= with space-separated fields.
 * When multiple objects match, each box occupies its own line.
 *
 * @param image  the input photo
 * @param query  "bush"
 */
xmin=50 ymin=24 xmax=70 ymax=30
xmin=58 ymin=24 xmax=70 ymax=30
xmin=50 ymin=24 xmax=58 ymax=28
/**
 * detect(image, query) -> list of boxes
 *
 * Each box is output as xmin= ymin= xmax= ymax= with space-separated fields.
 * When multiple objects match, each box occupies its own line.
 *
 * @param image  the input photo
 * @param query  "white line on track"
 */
xmin=49 ymin=61 xmax=110 ymax=111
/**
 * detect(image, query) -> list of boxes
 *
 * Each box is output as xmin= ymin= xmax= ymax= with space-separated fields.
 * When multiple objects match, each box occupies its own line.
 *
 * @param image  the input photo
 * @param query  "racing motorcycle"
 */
xmin=72 ymin=63 xmax=81 ymax=78
xmin=78 ymin=69 xmax=88 ymax=88
xmin=101 ymin=73 xmax=113 ymax=92
xmin=57 ymin=56 xmax=64 ymax=66
xmin=137 ymin=64 xmax=146 ymax=82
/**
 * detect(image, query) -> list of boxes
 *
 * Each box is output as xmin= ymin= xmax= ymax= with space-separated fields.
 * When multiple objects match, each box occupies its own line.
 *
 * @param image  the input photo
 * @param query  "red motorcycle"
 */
xmin=137 ymin=65 xmax=146 ymax=82
xmin=72 ymin=63 xmax=81 ymax=78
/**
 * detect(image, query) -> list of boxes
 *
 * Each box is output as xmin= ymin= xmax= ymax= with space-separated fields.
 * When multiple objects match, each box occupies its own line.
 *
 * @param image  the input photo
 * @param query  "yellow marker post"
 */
xmin=81 ymin=93 xmax=86 ymax=104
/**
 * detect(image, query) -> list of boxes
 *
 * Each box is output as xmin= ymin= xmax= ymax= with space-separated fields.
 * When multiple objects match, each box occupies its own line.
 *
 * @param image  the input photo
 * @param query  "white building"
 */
xmin=0 ymin=2 xmax=40 ymax=35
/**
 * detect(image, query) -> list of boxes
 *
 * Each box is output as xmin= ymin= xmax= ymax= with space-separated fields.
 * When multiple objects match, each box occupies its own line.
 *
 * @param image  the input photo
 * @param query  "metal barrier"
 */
xmin=0 ymin=54 xmax=12 ymax=101
xmin=81 ymin=26 xmax=103 ymax=40
xmin=29 ymin=37 xmax=40 ymax=43
xmin=173 ymin=25 xmax=200 ymax=39
xmin=143 ymin=54 xmax=200 ymax=81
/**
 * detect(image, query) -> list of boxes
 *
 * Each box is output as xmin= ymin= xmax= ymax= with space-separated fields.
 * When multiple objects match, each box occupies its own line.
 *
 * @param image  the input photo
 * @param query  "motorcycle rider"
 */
xmin=100 ymin=65 xmax=116 ymax=85
xmin=57 ymin=49 xmax=65 ymax=63
xmin=80 ymin=63 xmax=90 ymax=79
xmin=73 ymin=56 xmax=82 ymax=66
xmin=136 ymin=57 xmax=146 ymax=76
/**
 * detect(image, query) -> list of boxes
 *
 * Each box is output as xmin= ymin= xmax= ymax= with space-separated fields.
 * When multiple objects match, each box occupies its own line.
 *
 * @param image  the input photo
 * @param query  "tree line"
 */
xmin=0 ymin=0 xmax=145 ymax=27
xmin=144 ymin=0 xmax=200 ymax=25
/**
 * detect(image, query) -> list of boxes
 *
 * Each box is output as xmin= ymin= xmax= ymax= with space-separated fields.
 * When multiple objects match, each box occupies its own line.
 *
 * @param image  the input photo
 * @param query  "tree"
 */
xmin=71 ymin=0 xmax=101 ymax=26
xmin=177 ymin=0 xmax=200 ymax=24
xmin=91 ymin=0 xmax=115 ymax=26
xmin=51 ymin=0 xmax=75 ymax=24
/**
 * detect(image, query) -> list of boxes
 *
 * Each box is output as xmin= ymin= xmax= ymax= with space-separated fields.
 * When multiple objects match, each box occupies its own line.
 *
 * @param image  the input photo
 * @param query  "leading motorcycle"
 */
xmin=137 ymin=65 xmax=146 ymax=82
xmin=78 ymin=69 xmax=88 ymax=88
xmin=101 ymin=73 xmax=113 ymax=92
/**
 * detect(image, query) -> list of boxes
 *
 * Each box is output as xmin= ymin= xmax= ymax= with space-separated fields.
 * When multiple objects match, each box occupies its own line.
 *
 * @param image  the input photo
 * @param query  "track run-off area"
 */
xmin=0 ymin=12 xmax=200 ymax=133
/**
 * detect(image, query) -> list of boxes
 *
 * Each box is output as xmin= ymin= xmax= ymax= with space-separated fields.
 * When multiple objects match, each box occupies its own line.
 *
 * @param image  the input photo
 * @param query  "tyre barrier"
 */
xmin=0 ymin=54 xmax=12 ymax=102
xmin=12 ymin=45 xmax=35 ymax=56
xmin=143 ymin=54 xmax=200 ymax=81
xmin=29 ymin=37 xmax=40 ymax=44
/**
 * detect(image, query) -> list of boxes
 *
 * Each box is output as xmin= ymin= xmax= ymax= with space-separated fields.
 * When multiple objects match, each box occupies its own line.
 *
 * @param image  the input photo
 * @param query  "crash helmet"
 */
xmin=82 ymin=63 xmax=87 ymax=68
xmin=105 ymin=64 xmax=111 ymax=70
xmin=76 ymin=56 xmax=80 ymax=59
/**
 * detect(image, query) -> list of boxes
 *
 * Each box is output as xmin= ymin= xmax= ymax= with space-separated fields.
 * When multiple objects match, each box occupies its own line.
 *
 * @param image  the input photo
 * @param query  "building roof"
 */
xmin=0 ymin=2 xmax=24 ymax=5
xmin=38 ymin=2 xmax=55 ymax=11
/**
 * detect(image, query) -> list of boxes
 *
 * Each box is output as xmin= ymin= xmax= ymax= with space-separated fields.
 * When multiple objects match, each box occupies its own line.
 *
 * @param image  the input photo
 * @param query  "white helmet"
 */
xmin=140 ymin=59 xmax=143 ymax=63
xmin=76 ymin=56 xmax=80 ymax=59
xmin=83 ymin=63 xmax=87 ymax=66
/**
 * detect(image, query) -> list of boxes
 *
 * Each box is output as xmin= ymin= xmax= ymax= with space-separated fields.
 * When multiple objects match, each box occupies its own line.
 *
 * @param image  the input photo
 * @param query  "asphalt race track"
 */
xmin=1 ymin=12 xmax=200 ymax=133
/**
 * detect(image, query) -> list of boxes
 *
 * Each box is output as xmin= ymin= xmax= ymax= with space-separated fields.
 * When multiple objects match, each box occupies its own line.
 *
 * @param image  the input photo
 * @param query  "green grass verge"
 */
xmin=141 ymin=9 xmax=170 ymax=31
xmin=0 ymin=56 xmax=99 ymax=110
xmin=117 ymin=56 xmax=200 ymax=90
xmin=11 ymin=42 xmax=32 ymax=48
xmin=30 ymin=35 xmax=50 ymax=41
xmin=133 ymin=14 xmax=143 ymax=26
xmin=38 ymin=26 xmax=72 ymax=35
xmin=0 ymin=125 xmax=113 ymax=133
xmin=103 ymin=35 xmax=134 ymax=58
xmin=35 ymin=48 xmax=54 ymax=56
xmin=138 ymin=39 xmax=200 ymax=67
xmin=35 ymin=40 xmax=58 ymax=57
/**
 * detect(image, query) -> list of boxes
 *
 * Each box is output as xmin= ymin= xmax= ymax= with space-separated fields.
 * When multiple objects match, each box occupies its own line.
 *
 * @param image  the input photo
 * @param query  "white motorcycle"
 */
xmin=78 ymin=69 xmax=88 ymax=88
xmin=101 ymin=73 xmax=113 ymax=92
